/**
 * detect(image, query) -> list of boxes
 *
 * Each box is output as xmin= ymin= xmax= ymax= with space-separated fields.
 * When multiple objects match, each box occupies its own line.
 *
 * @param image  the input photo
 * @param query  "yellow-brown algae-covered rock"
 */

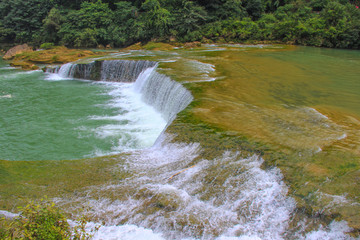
xmin=10 ymin=61 xmax=39 ymax=70
xmin=3 ymin=44 xmax=33 ymax=60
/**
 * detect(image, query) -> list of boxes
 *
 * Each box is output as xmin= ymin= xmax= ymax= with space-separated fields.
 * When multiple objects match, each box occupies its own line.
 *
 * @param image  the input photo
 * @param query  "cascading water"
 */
xmin=63 ymin=133 xmax=355 ymax=240
xmin=59 ymin=58 xmax=356 ymax=240
xmin=52 ymin=60 xmax=157 ymax=82
xmin=46 ymin=60 xmax=193 ymax=157
xmin=134 ymin=67 xmax=194 ymax=122
xmin=101 ymin=60 xmax=157 ymax=82
xmin=53 ymin=60 xmax=193 ymax=123
xmin=82 ymin=136 xmax=296 ymax=240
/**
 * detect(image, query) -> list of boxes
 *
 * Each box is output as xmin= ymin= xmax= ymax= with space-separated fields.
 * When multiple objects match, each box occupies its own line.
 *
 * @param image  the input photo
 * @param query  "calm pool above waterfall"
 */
xmin=0 ymin=59 xmax=166 ymax=160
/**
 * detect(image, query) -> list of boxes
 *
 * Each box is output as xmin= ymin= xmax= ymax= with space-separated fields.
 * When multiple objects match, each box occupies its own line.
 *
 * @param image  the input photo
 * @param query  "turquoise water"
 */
xmin=0 ymin=59 xmax=165 ymax=160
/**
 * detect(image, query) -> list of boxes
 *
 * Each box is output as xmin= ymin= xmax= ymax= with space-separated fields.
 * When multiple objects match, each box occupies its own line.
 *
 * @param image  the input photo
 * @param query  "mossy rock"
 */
xmin=9 ymin=46 xmax=106 ymax=70
xmin=10 ymin=61 xmax=39 ymax=70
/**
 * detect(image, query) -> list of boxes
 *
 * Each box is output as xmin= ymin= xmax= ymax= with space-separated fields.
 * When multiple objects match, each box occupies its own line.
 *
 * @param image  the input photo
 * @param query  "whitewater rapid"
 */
xmin=54 ymin=133 xmax=356 ymax=240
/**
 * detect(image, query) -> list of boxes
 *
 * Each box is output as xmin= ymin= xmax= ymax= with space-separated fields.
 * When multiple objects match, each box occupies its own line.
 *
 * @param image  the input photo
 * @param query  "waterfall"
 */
xmin=51 ymin=60 xmax=157 ymax=82
xmin=51 ymin=60 xmax=193 ymax=122
xmin=58 ymin=63 xmax=77 ymax=78
xmin=134 ymin=67 xmax=193 ymax=122
xmin=100 ymin=60 xmax=157 ymax=82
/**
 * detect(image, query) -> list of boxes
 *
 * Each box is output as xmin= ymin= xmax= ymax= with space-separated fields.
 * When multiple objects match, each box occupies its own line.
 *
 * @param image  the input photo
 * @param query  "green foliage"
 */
xmin=58 ymin=0 xmax=113 ymax=47
xmin=42 ymin=8 xmax=63 ymax=44
xmin=170 ymin=0 xmax=208 ymax=40
xmin=0 ymin=0 xmax=56 ymax=43
xmin=310 ymin=0 xmax=330 ymax=11
xmin=40 ymin=42 xmax=55 ymax=49
xmin=0 ymin=199 xmax=97 ymax=240
xmin=245 ymin=0 xmax=265 ymax=20
xmin=1 ymin=199 xmax=70 ymax=239
xmin=141 ymin=0 xmax=172 ymax=38
xmin=200 ymin=18 xmax=260 ymax=42
xmin=110 ymin=1 xmax=145 ymax=46
xmin=0 ymin=0 xmax=359 ymax=49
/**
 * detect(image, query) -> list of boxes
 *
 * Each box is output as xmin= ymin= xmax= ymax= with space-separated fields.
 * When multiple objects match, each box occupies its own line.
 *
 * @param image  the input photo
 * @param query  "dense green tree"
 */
xmin=194 ymin=0 xmax=247 ymax=20
xmin=245 ymin=0 xmax=265 ymax=20
xmin=169 ymin=0 xmax=208 ymax=41
xmin=0 ymin=0 xmax=56 ymax=43
xmin=109 ymin=1 xmax=145 ymax=46
xmin=59 ymin=0 xmax=113 ymax=47
xmin=141 ymin=0 xmax=172 ymax=39
xmin=219 ymin=0 xmax=247 ymax=19
xmin=42 ymin=8 xmax=63 ymax=44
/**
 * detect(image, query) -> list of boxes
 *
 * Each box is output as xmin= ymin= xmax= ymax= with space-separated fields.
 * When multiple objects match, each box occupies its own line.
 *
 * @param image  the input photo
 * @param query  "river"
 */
xmin=0 ymin=44 xmax=359 ymax=239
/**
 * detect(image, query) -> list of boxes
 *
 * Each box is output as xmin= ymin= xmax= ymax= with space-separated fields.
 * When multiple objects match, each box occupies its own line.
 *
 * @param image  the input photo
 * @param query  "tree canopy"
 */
xmin=0 ymin=0 xmax=359 ymax=48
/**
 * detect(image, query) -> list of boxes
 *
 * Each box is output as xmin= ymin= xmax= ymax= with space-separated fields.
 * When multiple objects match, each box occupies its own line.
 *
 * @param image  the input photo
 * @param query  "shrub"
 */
xmin=0 ymin=199 xmax=97 ymax=240
xmin=40 ymin=42 xmax=55 ymax=49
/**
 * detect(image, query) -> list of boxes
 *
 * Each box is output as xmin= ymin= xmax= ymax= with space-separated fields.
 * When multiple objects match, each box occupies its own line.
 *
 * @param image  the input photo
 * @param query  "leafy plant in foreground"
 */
xmin=0 ymin=198 xmax=97 ymax=240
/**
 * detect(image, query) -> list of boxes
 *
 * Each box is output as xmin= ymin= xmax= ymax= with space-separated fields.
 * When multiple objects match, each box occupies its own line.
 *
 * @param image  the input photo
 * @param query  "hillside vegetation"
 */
xmin=0 ymin=0 xmax=359 ymax=49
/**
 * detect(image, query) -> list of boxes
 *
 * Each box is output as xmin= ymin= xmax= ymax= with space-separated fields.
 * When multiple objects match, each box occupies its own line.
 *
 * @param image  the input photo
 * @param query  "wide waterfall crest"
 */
xmin=100 ymin=60 xmax=157 ymax=82
xmin=53 ymin=60 xmax=157 ymax=82
xmin=134 ymin=67 xmax=193 ymax=122
xmin=52 ymin=60 xmax=193 ymax=122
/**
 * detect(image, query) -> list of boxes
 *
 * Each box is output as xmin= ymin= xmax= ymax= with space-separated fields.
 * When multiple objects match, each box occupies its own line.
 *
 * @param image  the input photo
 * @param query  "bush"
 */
xmin=40 ymin=42 xmax=55 ymax=49
xmin=0 ymin=199 xmax=97 ymax=240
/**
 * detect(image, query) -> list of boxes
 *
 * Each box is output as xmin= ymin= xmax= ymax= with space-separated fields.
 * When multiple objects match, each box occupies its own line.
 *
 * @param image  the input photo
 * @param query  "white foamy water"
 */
xmin=187 ymin=60 xmax=215 ymax=74
xmin=0 ymin=94 xmax=11 ymax=98
xmin=302 ymin=221 xmax=356 ymax=240
xmin=90 ymin=221 xmax=356 ymax=240
xmin=68 ymin=134 xmax=356 ymax=240
xmin=0 ymin=66 xmax=17 ymax=70
xmin=58 ymin=63 xmax=75 ymax=78
xmin=73 ymin=135 xmax=293 ymax=239
xmin=181 ymin=59 xmax=217 ymax=82
xmin=134 ymin=68 xmax=193 ymax=122
xmin=90 ymin=223 xmax=165 ymax=240
xmin=45 ymin=63 xmax=74 ymax=81
xmin=0 ymin=210 xmax=19 ymax=219
xmin=88 ymin=81 xmax=167 ymax=154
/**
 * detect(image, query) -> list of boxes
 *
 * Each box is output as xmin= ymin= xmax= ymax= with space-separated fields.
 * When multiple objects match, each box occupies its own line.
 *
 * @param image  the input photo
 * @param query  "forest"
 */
xmin=0 ymin=0 xmax=359 ymax=49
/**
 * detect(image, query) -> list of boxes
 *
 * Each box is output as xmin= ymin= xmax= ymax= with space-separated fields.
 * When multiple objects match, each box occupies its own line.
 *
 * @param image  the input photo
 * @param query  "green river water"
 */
xmin=0 ymin=58 xmax=165 ymax=160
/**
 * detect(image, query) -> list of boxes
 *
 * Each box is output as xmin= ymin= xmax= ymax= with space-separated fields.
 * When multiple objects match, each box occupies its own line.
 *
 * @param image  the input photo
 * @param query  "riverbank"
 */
xmin=2 ymin=41 xmax=290 ymax=70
